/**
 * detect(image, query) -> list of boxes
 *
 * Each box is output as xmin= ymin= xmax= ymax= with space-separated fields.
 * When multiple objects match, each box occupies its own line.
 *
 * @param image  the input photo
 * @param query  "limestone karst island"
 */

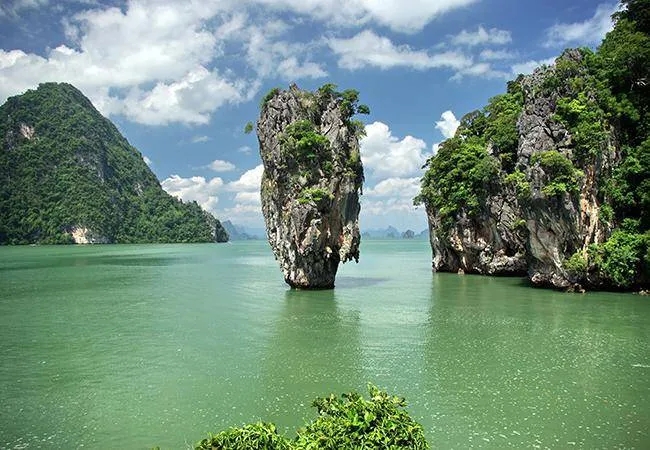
xmin=257 ymin=84 xmax=367 ymax=289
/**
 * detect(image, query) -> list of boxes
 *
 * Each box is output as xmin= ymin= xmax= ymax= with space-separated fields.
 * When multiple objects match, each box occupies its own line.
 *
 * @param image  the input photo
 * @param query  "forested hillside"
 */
xmin=0 ymin=83 xmax=228 ymax=244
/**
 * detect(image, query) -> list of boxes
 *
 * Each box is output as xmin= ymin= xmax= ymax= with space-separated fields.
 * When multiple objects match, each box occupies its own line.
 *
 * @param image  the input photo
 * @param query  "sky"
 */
xmin=0 ymin=0 xmax=619 ymax=232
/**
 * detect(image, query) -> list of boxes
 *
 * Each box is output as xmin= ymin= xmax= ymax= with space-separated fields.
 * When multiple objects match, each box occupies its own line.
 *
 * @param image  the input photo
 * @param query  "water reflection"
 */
xmin=260 ymin=288 xmax=362 ymax=431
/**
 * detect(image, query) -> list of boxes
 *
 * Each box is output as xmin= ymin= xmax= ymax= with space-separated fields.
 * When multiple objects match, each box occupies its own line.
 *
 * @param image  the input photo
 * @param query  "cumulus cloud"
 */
xmin=161 ymin=174 xmax=223 ymax=213
xmin=208 ymin=159 xmax=236 ymax=172
xmin=451 ymin=26 xmax=512 ymax=47
xmin=239 ymin=19 xmax=326 ymax=80
xmin=544 ymin=3 xmax=618 ymax=48
xmin=361 ymin=197 xmax=421 ymax=217
xmin=435 ymin=111 xmax=460 ymax=139
xmin=329 ymin=30 xmax=471 ymax=71
xmin=228 ymin=164 xmax=264 ymax=191
xmin=252 ymin=0 xmax=478 ymax=33
xmin=450 ymin=62 xmax=508 ymax=81
xmin=143 ymin=155 xmax=153 ymax=166
xmin=511 ymin=57 xmax=556 ymax=76
xmin=220 ymin=164 xmax=264 ymax=225
xmin=365 ymin=177 xmax=421 ymax=198
xmin=0 ymin=2 xmax=254 ymax=125
xmin=360 ymin=122 xmax=428 ymax=178
xmin=234 ymin=191 xmax=261 ymax=204
xmin=479 ymin=49 xmax=516 ymax=60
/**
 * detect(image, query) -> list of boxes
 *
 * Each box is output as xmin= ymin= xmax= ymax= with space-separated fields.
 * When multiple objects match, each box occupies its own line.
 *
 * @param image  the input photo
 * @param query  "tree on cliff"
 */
xmin=416 ymin=0 xmax=649 ymax=290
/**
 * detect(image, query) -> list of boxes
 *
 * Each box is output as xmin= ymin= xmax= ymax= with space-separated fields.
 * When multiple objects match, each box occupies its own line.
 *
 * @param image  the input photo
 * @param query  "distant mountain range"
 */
xmin=224 ymin=222 xmax=429 ymax=241
xmin=361 ymin=226 xmax=428 ymax=240
xmin=222 ymin=221 xmax=265 ymax=240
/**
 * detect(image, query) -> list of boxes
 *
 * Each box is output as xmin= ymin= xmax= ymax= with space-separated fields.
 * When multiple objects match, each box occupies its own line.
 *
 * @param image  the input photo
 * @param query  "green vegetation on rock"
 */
xmin=417 ymin=0 xmax=650 ymax=289
xmin=0 ymin=82 xmax=228 ymax=244
xmin=531 ymin=150 xmax=583 ymax=196
xmin=194 ymin=385 xmax=428 ymax=450
xmin=261 ymin=87 xmax=281 ymax=108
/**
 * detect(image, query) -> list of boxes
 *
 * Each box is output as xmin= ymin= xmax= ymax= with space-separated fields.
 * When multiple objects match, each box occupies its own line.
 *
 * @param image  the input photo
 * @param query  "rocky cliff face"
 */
xmin=423 ymin=50 xmax=620 ymax=289
xmin=257 ymin=84 xmax=364 ymax=288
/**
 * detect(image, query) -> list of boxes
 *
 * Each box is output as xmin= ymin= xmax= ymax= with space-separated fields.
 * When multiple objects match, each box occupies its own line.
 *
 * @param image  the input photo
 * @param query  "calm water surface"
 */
xmin=0 ymin=241 xmax=648 ymax=449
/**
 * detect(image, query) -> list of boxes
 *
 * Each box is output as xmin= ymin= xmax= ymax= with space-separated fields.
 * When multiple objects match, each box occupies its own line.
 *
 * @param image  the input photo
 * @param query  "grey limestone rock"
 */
xmin=425 ymin=50 xmax=619 ymax=289
xmin=257 ymin=84 xmax=363 ymax=288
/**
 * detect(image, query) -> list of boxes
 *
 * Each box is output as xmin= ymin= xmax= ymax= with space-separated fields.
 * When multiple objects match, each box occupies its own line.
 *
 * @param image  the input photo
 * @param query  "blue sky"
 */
xmin=0 ymin=0 xmax=618 ymax=231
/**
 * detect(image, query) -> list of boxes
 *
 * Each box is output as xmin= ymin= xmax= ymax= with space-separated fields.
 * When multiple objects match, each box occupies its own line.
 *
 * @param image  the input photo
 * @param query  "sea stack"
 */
xmin=256 ymin=84 xmax=366 ymax=288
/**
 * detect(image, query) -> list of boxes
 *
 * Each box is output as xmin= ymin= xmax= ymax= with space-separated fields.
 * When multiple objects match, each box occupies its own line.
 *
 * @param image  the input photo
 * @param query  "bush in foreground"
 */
xmin=194 ymin=384 xmax=429 ymax=450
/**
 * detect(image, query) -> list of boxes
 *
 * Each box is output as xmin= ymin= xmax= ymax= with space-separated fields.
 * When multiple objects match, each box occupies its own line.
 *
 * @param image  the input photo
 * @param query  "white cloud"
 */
xmin=357 ymin=0 xmax=479 ymax=33
xmin=365 ymin=177 xmax=421 ymax=198
xmin=217 ymin=203 xmax=264 ymax=227
xmin=0 ymin=0 xmax=48 ymax=17
xmin=451 ymin=26 xmax=512 ymax=47
xmin=329 ymin=30 xmax=471 ymax=71
xmin=360 ymin=122 xmax=428 ymax=178
xmin=0 ymin=1 xmax=255 ymax=125
xmin=234 ymin=191 xmax=261 ymax=204
xmin=219 ymin=164 xmax=265 ymax=226
xmin=361 ymin=197 xmax=421 ymax=217
xmin=243 ymin=21 xmax=327 ymax=80
xmin=192 ymin=135 xmax=211 ymax=143
xmin=544 ymin=3 xmax=618 ymax=48
xmin=228 ymin=164 xmax=264 ymax=191
xmin=511 ymin=57 xmax=556 ymax=76
xmin=479 ymin=49 xmax=516 ymax=60
xmin=252 ymin=0 xmax=478 ymax=33
xmin=161 ymin=174 xmax=224 ymax=213
xmin=143 ymin=155 xmax=152 ymax=166
xmin=238 ymin=146 xmax=253 ymax=154
xmin=435 ymin=110 xmax=460 ymax=139
xmin=450 ymin=62 xmax=508 ymax=81
xmin=208 ymin=159 xmax=236 ymax=172
xmin=276 ymin=57 xmax=327 ymax=79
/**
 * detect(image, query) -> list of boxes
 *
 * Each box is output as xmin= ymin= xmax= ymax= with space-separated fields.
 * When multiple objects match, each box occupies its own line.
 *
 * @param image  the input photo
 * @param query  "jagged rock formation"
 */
xmin=257 ymin=84 xmax=366 ymax=288
xmin=0 ymin=82 xmax=228 ymax=244
xmin=418 ymin=32 xmax=649 ymax=291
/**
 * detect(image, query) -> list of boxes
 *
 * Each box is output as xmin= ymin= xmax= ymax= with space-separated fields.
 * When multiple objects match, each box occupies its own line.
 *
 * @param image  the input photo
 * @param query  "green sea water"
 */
xmin=0 ymin=240 xmax=648 ymax=449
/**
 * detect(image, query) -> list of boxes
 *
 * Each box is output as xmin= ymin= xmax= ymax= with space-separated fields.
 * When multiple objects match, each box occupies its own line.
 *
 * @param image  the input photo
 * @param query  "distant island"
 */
xmin=0 ymin=83 xmax=228 ymax=245
xmin=362 ymin=226 xmax=428 ymax=240
xmin=416 ymin=1 xmax=649 ymax=292
xmin=221 ymin=220 xmax=264 ymax=240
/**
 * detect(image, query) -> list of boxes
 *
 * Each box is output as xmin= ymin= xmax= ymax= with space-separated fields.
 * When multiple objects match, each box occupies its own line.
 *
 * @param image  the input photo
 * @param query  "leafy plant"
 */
xmin=193 ymin=385 xmax=429 ymax=450
xmin=261 ymin=87 xmax=281 ymax=108
xmin=294 ymin=384 xmax=428 ymax=450
xmin=504 ymin=170 xmax=531 ymax=200
xmin=589 ymin=231 xmax=648 ymax=288
xmin=564 ymin=251 xmax=589 ymax=277
xmin=196 ymin=422 xmax=291 ymax=450
xmin=531 ymin=150 xmax=583 ymax=196
xmin=298 ymin=187 xmax=332 ymax=205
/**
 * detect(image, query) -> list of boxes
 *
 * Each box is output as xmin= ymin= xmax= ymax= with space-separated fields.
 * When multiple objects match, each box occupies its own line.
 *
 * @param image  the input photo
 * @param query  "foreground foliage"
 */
xmin=194 ymin=385 xmax=429 ymax=450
